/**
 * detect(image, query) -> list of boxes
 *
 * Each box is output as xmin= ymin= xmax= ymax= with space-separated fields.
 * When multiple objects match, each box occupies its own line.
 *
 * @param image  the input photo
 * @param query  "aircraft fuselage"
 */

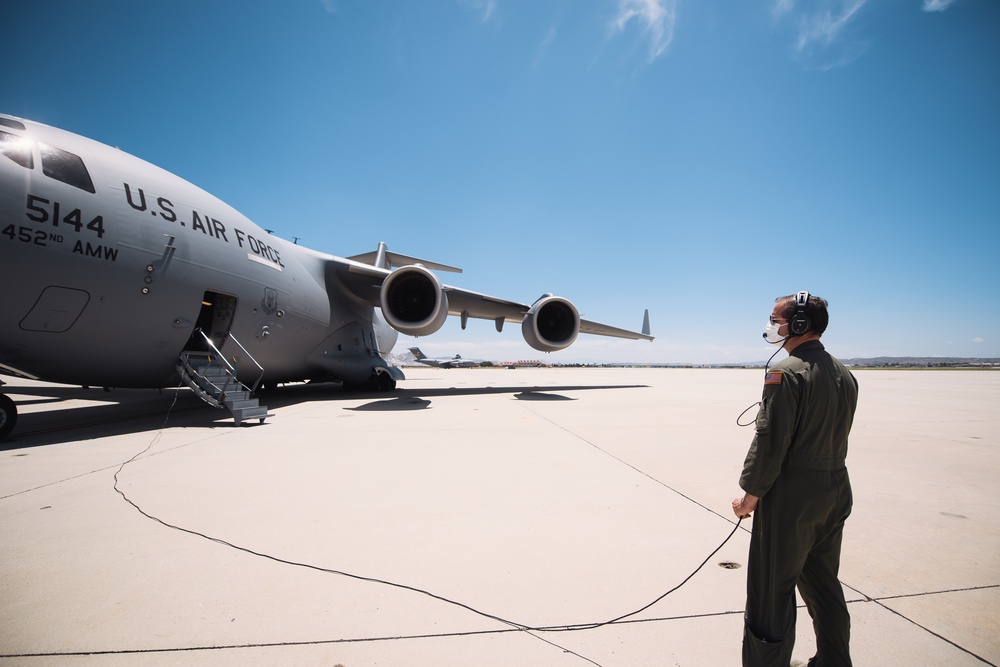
xmin=0 ymin=116 xmax=387 ymax=389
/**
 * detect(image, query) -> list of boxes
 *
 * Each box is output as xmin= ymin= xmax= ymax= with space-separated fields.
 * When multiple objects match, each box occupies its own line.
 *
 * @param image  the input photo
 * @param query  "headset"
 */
xmin=789 ymin=290 xmax=811 ymax=336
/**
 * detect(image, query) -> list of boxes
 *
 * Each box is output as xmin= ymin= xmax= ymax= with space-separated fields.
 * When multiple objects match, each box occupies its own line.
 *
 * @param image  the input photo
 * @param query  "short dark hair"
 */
xmin=776 ymin=293 xmax=829 ymax=336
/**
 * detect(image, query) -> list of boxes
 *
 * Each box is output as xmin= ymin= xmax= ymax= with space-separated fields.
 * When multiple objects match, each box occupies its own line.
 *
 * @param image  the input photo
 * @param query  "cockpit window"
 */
xmin=0 ymin=117 xmax=27 ymax=131
xmin=0 ymin=130 xmax=34 ymax=169
xmin=40 ymin=142 xmax=95 ymax=193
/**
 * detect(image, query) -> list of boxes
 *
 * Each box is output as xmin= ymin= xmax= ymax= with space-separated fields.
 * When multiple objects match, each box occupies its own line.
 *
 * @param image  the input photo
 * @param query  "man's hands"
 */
xmin=732 ymin=493 xmax=759 ymax=519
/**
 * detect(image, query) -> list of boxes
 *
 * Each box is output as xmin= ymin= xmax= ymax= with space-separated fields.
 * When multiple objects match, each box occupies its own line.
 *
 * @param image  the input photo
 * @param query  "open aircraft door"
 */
xmin=187 ymin=290 xmax=238 ymax=352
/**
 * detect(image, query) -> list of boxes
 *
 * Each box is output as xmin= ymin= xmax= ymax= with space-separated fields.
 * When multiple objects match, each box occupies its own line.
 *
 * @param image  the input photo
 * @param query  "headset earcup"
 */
xmin=790 ymin=291 xmax=811 ymax=336
xmin=790 ymin=313 xmax=810 ymax=336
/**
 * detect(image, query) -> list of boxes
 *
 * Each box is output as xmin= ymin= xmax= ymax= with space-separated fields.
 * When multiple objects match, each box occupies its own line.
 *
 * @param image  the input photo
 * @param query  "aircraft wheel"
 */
xmin=377 ymin=374 xmax=396 ymax=392
xmin=0 ymin=394 xmax=17 ymax=441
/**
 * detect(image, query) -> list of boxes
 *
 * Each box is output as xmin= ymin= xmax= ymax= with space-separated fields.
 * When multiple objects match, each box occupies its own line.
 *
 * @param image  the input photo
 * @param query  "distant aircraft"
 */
xmin=0 ymin=113 xmax=652 ymax=439
xmin=408 ymin=347 xmax=483 ymax=368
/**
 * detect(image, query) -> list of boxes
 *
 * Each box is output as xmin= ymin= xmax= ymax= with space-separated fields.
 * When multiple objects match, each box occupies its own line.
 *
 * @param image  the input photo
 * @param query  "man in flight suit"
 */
xmin=732 ymin=292 xmax=859 ymax=667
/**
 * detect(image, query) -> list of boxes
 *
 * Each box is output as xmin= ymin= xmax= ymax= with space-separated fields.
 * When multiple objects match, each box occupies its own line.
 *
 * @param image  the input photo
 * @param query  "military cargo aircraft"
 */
xmin=408 ymin=347 xmax=484 ymax=368
xmin=0 ymin=113 xmax=652 ymax=439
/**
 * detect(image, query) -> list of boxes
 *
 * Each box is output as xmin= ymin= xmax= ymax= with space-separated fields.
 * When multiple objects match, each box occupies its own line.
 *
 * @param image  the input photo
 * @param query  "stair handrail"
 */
xmin=224 ymin=332 xmax=265 ymax=394
xmin=192 ymin=329 xmax=237 ymax=397
xmin=192 ymin=328 xmax=265 ymax=395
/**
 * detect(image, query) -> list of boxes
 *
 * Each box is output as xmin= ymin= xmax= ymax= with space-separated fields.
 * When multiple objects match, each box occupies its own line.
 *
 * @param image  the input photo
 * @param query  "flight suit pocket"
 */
xmin=743 ymin=625 xmax=788 ymax=666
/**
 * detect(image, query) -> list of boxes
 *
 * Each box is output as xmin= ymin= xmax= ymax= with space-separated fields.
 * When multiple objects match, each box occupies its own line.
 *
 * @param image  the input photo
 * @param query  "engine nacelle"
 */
xmin=521 ymin=295 xmax=580 ymax=352
xmin=379 ymin=265 xmax=449 ymax=336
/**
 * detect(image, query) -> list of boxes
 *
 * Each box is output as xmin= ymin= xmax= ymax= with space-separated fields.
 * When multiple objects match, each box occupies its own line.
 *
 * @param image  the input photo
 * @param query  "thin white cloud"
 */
xmin=533 ymin=26 xmax=558 ymax=69
xmin=459 ymin=0 xmax=497 ymax=23
xmin=923 ymin=0 xmax=958 ymax=11
xmin=973 ymin=337 xmax=984 ymax=343
xmin=772 ymin=0 xmax=797 ymax=20
xmin=320 ymin=0 xmax=338 ymax=14
xmin=612 ymin=0 xmax=678 ymax=62
xmin=794 ymin=0 xmax=866 ymax=52
xmin=773 ymin=0 xmax=870 ymax=70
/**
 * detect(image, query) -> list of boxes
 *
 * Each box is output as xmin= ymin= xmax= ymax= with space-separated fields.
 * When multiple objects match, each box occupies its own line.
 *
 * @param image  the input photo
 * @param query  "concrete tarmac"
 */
xmin=1 ymin=367 xmax=997 ymax=666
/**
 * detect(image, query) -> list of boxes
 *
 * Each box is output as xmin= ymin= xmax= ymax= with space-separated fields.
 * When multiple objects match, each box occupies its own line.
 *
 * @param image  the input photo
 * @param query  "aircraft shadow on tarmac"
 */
xmin=346 ymin=396 xmax=433 ymax=411
xmin=346 ymin=388 xmax=580 ymax=411
xmin=514 ymin=391 xmax=576 ymax=401
xmin=1 ymin=381 xmax=648 ymax=449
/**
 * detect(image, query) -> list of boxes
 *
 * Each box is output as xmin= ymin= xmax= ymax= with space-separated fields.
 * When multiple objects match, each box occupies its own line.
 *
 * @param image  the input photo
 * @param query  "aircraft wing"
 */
xmin=329 ymin=259 xmax=528 ymax=323
xmin=326 ymin=249 xmax=653 ymax=351
xmin=578 ymin=317 xmax=654 ymax=340
xmin=446 ymin=289 xmax=652 ymax=340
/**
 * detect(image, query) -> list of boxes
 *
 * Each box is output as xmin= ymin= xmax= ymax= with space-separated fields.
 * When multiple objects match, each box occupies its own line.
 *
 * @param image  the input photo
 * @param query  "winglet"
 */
xmin=641 ymin=309 xmax=651 ymax=337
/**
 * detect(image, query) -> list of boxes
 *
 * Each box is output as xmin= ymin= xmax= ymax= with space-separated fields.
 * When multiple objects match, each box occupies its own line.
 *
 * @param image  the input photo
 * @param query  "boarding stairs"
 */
xmin=177 ymin=330 xmax=273 ymax=426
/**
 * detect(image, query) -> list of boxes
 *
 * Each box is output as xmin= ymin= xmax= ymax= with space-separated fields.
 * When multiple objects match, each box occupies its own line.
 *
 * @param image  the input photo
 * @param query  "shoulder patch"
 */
xmin=764 ymin=371 xmax=783 ymax=385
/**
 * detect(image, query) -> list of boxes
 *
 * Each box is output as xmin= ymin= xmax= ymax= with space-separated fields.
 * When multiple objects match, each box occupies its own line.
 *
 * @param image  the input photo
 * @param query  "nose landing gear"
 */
xmin=0 ymin=394 xmax=17 ymax=441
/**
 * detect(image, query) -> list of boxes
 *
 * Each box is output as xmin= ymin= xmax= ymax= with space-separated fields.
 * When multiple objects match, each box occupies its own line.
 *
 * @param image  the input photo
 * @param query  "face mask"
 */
xmin=763 ymin=321 xmax=787 ymax=345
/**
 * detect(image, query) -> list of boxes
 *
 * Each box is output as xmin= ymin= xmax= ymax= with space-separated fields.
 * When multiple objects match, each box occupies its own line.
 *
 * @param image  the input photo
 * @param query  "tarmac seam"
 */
xmin=520 ymin=404 xmax=1000 ymax=665
xmin=101 ymin=414 xmax=746 ymax=663
xmin=838 ymin=581 xmax=999 ymax=666
xmin=871 ymin=583 xmax=1000 ymax=601
xmin=519 ymin=403 xmax=742 ymax=528
xmin=868 ymin=598 xmax=997 ymax=666
xmin=0 ymin=429 xmax=229 ymax=501
xmin=113 ymin=455 xmax=746 ymax=634
xmin=0 ymin=610 xmax=751 ymax=659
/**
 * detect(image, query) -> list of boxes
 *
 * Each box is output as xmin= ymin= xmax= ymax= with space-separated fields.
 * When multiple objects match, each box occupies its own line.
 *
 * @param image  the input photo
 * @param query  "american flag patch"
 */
xmin=764 ymin=371 xmax=783 ymax=385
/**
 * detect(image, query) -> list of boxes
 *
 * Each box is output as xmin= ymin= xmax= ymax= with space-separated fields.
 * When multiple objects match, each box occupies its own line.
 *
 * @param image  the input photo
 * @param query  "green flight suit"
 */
xmin=739 ymin=340 xmax=858 ymax=667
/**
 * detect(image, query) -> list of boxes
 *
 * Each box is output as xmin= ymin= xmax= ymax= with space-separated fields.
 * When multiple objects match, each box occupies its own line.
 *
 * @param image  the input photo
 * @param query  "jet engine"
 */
xmin=521 ymin=295 xmax=580 ymax=352
xmin=379 ymin=265 xmax=449 ymax=336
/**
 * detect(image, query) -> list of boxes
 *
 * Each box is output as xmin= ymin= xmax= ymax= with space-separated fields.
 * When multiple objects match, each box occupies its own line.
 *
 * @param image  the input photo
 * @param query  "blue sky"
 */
xmin=4 ymin=0 xmax=998 ymax=364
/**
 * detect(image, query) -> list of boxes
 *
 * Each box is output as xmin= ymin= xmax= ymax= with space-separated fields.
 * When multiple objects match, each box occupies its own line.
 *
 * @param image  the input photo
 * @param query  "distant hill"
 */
xmin=561 ymin=357 xmax=1000 ymax=369
xmin=735 ymin=356 xmax=999 ymax=369
xmin=396 ymin=355 xmax=999 ymax=370
xmin=839 ymin=357 xmax=1000 ymax=368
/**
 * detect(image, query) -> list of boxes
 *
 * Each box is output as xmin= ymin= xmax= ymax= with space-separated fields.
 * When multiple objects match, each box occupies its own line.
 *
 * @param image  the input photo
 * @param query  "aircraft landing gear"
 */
xmin=343 ymin=371 xmax=397 ymax=393
xmin=0 ymin=394 xmax=17 ymax=441
xmin=375 ymin=372 xmax=396 ymax=392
